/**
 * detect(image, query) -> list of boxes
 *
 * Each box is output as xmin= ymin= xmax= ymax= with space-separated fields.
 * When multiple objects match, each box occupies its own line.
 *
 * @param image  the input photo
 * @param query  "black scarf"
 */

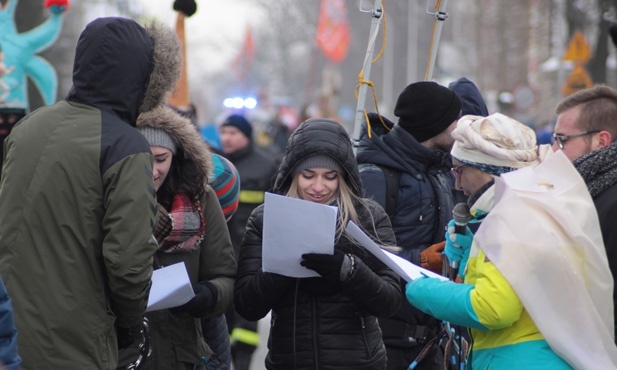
xmin=573 ymin=142 xmax=617 ymax=198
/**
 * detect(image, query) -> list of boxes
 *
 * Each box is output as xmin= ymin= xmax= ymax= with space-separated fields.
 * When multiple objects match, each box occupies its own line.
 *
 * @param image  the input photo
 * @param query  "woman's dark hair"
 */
xmin=156 ymin=148 xmax=207 ymax=209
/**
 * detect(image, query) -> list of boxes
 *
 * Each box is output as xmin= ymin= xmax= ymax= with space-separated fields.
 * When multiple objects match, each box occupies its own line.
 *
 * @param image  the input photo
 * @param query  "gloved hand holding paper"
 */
xmin=146 ymin=262 xmax=195 ymax=312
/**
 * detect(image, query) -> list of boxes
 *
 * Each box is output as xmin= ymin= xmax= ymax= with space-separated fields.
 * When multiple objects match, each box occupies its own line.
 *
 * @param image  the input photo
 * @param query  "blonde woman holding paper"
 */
xmin=234 ymin=118 xmax=401 ymax=370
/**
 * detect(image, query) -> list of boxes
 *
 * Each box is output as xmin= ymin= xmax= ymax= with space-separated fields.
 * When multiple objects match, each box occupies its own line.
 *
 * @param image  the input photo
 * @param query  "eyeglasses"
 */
xmin=451 ymin=164 xmax=468 ymax=180
xmin=552 ymin=130 xmax=600 ymax=149
xmin=451 ymin=164 xmax=468 ymax=175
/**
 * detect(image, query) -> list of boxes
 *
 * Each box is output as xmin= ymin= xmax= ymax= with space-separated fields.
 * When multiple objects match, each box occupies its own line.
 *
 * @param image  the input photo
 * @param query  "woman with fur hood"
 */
xmin=234 ymin=118 xmax=402 ymax=370
xmin=136 ymin=106 xmax=237 ymax=369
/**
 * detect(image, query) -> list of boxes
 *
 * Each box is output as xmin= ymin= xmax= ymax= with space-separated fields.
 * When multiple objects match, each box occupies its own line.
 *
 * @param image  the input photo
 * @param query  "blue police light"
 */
xmin=232 ymin=98 xmax=244 ymax=109
xmin=223 ymin=98 xmax=235 ymax=108
xmin=244 ymin=98 xmax=257 ymax=109
xmin=222 ymin=96 xmax=258 ymax=109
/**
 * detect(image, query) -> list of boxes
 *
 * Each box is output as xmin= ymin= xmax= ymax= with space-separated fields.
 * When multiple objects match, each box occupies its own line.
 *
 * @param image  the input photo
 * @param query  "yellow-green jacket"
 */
xmin=406 ymin=186 xmax=572 ymax=369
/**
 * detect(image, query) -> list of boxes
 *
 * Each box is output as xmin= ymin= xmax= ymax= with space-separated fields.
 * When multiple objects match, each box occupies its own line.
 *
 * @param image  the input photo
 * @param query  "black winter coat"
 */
xmin=224 ymin=143 xmax=279 ymax=254
xmin=356 ymin=114 xmax=463 ymax=345
xmin=356 ymin=114 xmax=459 ymax=263
xmin=594 ymin=182 xmax=617 ymax=341
xmin=234 ymin=119 xmax=402 ymax=370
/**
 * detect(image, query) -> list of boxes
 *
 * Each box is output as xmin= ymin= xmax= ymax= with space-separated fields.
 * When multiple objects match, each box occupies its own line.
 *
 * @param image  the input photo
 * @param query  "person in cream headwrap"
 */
xmin=443 ymin=113 xmax=549 ymax=279
xmin=451 ymin=112 xmax=540 ymax=174
xmin=405 ymin=113 xmax=579 ymax=369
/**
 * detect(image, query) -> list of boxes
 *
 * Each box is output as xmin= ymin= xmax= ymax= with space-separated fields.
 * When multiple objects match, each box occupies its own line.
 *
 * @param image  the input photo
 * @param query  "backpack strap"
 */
xmin=358 ymin=163 xmax=401 ymax=220
xmin=381 ymin=166 xmax=401 ymax=220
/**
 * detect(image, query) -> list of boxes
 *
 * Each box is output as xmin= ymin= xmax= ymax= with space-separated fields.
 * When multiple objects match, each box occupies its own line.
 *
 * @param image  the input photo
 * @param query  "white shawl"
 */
xmin=475 ymin=150 xmax=617 ymax=370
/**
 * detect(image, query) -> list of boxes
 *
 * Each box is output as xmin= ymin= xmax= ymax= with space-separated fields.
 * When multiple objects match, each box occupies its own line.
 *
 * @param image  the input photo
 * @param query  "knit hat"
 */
xmin=448 ymin=77 xmax=489 ymax=117
xmin=222 ymin=114 xmax=252 ymax=139
xmin=209 ymin=153 xmax=240 ymax=221
xmin=394 ymin=81 xmax=462 ymax=142
xmin=293 ymin=154 xmax=343 ymax=175
xmin=139 ymin=126 xmax=177 ymax=154
xmin=451 ymin=113 xmax=539 ymax=175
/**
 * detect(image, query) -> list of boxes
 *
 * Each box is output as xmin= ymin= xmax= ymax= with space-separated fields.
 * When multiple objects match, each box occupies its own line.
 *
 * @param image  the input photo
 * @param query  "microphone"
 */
xmin=449 ymin=203 xmax=471 ymax=280
xmin=610 ymin=24 xmax=617 ymax=48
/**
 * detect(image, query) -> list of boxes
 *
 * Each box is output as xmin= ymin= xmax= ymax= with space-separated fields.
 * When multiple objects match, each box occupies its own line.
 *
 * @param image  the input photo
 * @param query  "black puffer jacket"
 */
xmin=224 ymin=143 xmax=279 ymax=254
xmin=234 ymin=119 xmax=401 ymax=370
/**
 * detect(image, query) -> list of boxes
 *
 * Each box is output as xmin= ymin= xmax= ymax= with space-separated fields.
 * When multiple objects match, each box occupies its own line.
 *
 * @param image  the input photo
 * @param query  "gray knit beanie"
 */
xmin=293 ymin=154 xmax=343 ymax=175
xmin=139 ymin=126 xmax=177 ymax=154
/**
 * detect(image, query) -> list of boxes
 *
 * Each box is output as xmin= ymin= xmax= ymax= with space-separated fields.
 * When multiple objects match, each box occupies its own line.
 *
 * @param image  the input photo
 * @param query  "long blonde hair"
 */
xmin=286 ymin=172 xmax=399 ymax=252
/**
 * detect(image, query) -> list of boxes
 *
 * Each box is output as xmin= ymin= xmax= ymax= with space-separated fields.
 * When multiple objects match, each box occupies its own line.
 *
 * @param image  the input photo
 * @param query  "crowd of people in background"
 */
xmin=0 ymin=13 xmax=617 ymax=370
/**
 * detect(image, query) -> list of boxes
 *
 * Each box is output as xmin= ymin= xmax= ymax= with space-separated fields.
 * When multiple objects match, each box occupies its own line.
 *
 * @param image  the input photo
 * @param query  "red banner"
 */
xmin=232 ymin=26 xmax=255 ymax=81
xmin=316 ymin=0 xmax=350 ymax=63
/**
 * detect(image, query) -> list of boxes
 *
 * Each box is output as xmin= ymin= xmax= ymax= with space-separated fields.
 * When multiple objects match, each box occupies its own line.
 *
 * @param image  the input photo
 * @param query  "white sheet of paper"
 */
xmin=345 ymin=221 xmax=448 ymax=282
xmin=146 ymin=262 xmax=195 ymax=312
xmin=263 ymin=192 xmax=337 ymax=278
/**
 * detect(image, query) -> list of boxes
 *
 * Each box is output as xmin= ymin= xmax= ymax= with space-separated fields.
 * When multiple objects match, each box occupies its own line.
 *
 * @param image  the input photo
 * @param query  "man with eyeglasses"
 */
xmin=554 ymin=84 xmax=617 ymax=342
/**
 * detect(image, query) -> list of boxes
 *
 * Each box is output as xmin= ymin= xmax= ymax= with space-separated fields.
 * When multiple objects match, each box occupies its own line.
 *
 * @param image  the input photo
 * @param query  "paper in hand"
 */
xmin=146 ymin=262 xmax=195 ymax=312
xmin=345 ymin=221 xmax=447 ymax=282
xmin=263 ymin=192 xmax=338 ymax=278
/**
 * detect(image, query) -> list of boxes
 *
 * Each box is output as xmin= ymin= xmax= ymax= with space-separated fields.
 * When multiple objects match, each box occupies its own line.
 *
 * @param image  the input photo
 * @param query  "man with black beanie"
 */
xmin=356 ymin=81 xmax=465 ymax=370
xmin=219 ymin=113 xmax=279 ymax=370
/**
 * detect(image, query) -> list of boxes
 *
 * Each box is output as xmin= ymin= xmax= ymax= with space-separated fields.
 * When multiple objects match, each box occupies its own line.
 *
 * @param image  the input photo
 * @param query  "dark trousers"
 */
xmin=225 ymin=308 xmax=258 ymax=370
xmin=386 ymin=344 xmax=444 ymax=370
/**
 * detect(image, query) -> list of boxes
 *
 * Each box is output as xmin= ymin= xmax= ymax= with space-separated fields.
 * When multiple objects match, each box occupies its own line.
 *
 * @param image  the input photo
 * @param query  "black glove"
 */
xmin=170 ymin=282 xmax=216 ymax=318
xmin=173 ymin=0 xmax=197 ymax=16
xmin=301 ymin=250 xmax=351 ymax=282
xmin=116 ymin=323 xmax=143 ymax=350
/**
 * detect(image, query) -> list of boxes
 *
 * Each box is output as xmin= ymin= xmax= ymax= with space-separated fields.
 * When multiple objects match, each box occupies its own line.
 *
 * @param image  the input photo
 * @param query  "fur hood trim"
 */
xmin=137 ymin=106 xmax=212 ymax=185
xmin=139 ymin=20 xmax=182 ymax=113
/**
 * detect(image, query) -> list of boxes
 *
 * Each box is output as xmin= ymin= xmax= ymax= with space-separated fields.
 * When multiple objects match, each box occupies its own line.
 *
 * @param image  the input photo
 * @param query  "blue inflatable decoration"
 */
xmin=0 ymin=0 xmax=67 ymax=111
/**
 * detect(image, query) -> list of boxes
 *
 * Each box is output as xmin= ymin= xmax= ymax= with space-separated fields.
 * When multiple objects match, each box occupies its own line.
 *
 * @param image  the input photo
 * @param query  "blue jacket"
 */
xmin=0 ymin=276 xmax=20 ymax=370
xmin=356 ymin=113 xmax=462 ymax=342
xmin=357 ymin=114 xmax=459 ymax=264
xmin=448 ymin=78 xmax=489 ymax=117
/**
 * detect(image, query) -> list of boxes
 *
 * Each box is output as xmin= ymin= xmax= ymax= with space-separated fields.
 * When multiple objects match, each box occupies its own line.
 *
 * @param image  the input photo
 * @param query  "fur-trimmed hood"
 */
xmin=137 ymin=106 xmax=212 ymax=189
xmin=67 ymin=18 xmax=180 ymax=125
xmin=139 ymin=20 xmax=182 ymax=114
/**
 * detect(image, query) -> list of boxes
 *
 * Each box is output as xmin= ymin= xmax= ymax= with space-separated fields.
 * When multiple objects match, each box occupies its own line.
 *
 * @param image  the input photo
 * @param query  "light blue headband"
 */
xmin=455 ymin=157 xmax=515 ymax=176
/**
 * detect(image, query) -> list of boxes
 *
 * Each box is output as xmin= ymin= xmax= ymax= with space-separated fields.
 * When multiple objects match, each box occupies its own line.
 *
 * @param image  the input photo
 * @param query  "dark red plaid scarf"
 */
xmin=154 ymin=193 xmax=206 ymax=253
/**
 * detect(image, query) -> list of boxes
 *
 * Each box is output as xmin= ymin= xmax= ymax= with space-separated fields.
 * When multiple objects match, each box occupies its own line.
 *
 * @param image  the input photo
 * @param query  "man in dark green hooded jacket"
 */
xmin=0 ymin=17 xmax=181 ymax=370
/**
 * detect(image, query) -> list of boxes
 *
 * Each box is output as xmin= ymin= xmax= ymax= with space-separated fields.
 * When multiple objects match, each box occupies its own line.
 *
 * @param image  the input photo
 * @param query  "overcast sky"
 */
xmin=135 ymin=0 xmax=266 ymax=76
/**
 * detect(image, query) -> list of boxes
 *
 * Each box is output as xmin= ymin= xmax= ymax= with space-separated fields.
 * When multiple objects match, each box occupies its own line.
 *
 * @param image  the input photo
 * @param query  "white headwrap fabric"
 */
xmin=478 ymin=152 xmax=617 ymax=369
xmin=451 ymin=113 xmax=539 ymax=169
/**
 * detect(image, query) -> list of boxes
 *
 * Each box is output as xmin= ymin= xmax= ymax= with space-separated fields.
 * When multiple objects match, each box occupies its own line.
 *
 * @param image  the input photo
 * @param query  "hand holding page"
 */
xmin=263 ymin=192 xmax=338 ymax=278
xmin=345 ymin=221 xmax=447 ymax=282
xmin=146 ymin=262 xmax=195 ymax=312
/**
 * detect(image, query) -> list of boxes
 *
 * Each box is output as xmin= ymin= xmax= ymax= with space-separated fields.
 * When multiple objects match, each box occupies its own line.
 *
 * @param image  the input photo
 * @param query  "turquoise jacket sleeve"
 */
xmin=405 ymin=277 xmax=488 ymax=331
